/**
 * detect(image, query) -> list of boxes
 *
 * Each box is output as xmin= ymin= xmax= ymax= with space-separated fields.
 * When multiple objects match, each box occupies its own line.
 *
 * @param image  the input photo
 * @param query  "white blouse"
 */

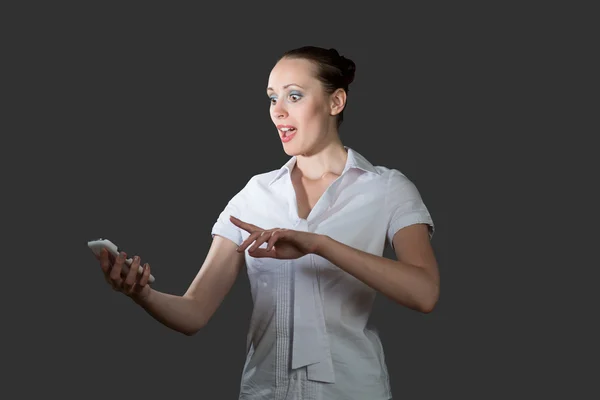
xmin=211 ymin=147 xmax=435 ymax=400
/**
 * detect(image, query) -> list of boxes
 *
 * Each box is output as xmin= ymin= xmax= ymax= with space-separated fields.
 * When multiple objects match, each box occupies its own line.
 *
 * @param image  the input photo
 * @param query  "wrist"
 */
xmin=313 ymin=234 xmax=331 ymax=256
xmin=132 ymin=287 xmax=154 ymax=307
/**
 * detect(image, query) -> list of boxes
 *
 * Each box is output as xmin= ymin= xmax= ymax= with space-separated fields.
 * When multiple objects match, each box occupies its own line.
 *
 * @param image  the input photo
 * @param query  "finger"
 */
xmin=229 ymin=215 xmax=261 ymax=233
xmin=247 ymin=246 xmax=276 ymax=258
xmin=237 ymin=231 xmax=264 ymax=253
xmin=110 ymin=251 xmax=126 ymax=288
xmin=105 ymin=254 xmax=118 ymax=286
xmin=123 ymin=256 xmax=140 ymax=293
xmin=99 ymin=248 xmax=111 ymax=274
xmin=134 ymin=263 xmax=151 ymax=292
xmin=248 ymin=230 xmax=271 ymax=252
xmin=266 ymin=230 xmax=286 ymax=252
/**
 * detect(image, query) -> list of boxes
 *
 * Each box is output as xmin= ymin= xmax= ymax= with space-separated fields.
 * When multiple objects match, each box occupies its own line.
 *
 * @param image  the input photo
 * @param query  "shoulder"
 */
xmin=364 ymin=165 xmax=427 ymax=211
xmin=373 ymin=165 xmax=409 ymax=181
xmin=218 ymin=168 xmax=284 ymax=214
xmin=348 ymin=147 xmax=414 ymax=189
xmin=230 ymin=167 xmax=286 ymax=199
xmin=244 ymin=168 xmax=284 ymax=188
xmin=368 ymin=165 xmax=417 ymax=193
xmin=372 ymin=166 xmax=434 ymax=240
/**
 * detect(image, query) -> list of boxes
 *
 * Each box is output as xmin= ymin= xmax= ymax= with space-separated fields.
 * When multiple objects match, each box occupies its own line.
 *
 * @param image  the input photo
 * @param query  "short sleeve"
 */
xmin=386 ymin=170 xmax=435 ymax=248
xmin=210 ymin=181 xmax=250 ymax=247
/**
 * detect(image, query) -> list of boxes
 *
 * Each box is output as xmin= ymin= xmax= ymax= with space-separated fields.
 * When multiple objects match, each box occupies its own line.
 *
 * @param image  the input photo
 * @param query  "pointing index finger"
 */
xmin=230 ymin=215 xmax=260 ymax=232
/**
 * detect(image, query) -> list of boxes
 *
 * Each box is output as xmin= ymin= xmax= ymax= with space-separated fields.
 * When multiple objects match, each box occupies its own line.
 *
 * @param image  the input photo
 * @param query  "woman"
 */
xmin=98 ymin=46 xmax=439 ymax=400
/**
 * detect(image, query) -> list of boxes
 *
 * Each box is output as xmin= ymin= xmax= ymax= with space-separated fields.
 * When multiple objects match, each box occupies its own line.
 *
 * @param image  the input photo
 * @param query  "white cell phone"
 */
xmin=88 ymin=238 xmax=155 ymax=283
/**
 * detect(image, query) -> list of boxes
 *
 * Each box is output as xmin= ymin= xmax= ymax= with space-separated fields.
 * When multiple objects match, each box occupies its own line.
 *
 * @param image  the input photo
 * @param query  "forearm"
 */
xmin=133 ymin=289 xmax=206 ymax=335
xmin=314 ymin=236 xmax=439 ymax=313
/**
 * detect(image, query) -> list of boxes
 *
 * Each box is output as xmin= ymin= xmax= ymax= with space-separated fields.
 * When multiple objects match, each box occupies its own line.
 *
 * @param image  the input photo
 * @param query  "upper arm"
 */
xmin=183 ymin=181 xmax=250 ymax=325
xmin=183 ymin=235 xmax=245 ymax=325
xmin=386 ymin=170 xmax=438 ymax=282
xmin=392 ymin=223 xmax=439 ymax=285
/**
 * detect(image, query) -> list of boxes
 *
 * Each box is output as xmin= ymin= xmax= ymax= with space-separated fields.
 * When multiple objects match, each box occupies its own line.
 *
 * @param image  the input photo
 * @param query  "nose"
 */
xmin=271 ymin=101 xmax=288 ymax=119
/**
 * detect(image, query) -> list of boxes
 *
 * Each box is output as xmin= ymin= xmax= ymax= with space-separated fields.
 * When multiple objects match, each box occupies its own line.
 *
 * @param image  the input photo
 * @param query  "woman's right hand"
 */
xmin=98 ymin=248 xmax=152 ymax=301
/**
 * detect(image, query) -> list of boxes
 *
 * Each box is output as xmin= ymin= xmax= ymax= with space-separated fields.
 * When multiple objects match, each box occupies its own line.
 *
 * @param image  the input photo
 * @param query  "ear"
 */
xmin=329 ymin=88 xmax=347 ymax=116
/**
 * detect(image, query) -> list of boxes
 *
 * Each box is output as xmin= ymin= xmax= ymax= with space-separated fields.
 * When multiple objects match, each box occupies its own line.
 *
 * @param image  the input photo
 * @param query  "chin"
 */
xmin=283 ymin=140 xmax=310 ymax=155
xmin=283 ymin=138 xmax=323 ymax=158
xmin=282 ymin=146 xmax=299 ymax=157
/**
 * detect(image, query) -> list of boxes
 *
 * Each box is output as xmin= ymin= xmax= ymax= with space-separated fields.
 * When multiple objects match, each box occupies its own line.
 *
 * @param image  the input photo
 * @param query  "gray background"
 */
xmin=3 ymin=2 xmax=592 ymax=399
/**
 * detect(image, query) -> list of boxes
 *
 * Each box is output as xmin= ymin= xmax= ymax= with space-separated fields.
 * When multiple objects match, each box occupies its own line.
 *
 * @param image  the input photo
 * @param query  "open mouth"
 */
xmin=278 ymin=125 xmax=297 ymax=142
xmin=280 ymin=127 xmax=296 ymax=137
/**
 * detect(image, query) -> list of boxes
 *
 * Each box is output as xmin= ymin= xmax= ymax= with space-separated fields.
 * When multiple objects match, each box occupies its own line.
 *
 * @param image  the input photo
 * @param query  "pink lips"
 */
xmin=277 ymin=125 xmax=297 ymax=143
xmin=281 ymin=131 xmax=296 ymax=143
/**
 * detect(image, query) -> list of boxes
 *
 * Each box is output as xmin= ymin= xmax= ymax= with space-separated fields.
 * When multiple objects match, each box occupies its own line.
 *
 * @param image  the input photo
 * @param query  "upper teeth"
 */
xmin=281 ymin=127 xmax=295 ymax=132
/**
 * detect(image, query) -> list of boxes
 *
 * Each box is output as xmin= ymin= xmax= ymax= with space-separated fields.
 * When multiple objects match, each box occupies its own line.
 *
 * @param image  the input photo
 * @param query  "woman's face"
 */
xmin=267 ymin=57 xmax=337 ymax=156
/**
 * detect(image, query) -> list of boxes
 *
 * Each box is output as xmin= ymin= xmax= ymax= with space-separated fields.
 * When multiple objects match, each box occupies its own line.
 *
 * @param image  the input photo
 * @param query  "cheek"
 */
xmin=299 ymin=101 xmax=327 ymax=123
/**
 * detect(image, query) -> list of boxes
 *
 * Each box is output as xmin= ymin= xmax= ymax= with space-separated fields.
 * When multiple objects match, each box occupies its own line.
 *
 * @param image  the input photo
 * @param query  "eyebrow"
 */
xmin=266 ymin=83 xmax=304 ymax=92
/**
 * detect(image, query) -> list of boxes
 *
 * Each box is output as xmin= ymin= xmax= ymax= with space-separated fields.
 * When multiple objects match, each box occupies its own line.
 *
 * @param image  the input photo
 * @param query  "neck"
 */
xmin=295 ymin=135 xmax=348 ymax=180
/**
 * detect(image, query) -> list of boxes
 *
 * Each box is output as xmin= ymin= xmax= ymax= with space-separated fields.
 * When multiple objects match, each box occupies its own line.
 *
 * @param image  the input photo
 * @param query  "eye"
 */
xmin=269 ymin=96 xmax=277 ymax=105
xmin=289 ymin=91 xmax=303 ymax=102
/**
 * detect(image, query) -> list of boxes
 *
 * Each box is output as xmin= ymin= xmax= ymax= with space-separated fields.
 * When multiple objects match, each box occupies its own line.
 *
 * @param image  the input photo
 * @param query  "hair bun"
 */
xmin=328 ymin=48 xmax=356 ymax=85
xmin=340 ymin=55 xmax=356 ymax=85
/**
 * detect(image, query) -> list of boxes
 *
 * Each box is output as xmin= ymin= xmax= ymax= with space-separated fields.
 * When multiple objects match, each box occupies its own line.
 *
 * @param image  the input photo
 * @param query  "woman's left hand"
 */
xmin=230 ymin=215 xmax=323 ymax=259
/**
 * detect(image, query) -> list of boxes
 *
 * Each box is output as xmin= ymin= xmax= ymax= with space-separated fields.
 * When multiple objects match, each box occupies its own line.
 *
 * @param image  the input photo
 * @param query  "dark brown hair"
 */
xmin=280 ymin=46 xmax=356 ymax=127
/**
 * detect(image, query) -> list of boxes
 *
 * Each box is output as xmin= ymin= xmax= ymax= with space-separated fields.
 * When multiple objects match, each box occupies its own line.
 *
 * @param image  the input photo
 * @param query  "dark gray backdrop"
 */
xmin=4 ymin=2 xmax=585 ymax=399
